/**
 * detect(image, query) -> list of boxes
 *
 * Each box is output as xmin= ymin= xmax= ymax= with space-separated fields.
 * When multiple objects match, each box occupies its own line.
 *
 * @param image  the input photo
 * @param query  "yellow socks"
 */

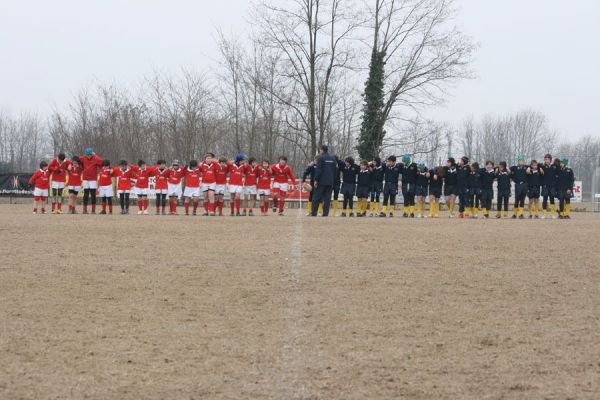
xmin=306 ymin=202 xmax=312 ymax=214
xmin=390 ymin=205 xmax=395 ymax=214
xmin=318 ymin=204 xmax=323 ymax=214
xmin=382 ymin=205 xmax=387 ymax=214
xmin=566 ymin=203 xmax=571 ymax=216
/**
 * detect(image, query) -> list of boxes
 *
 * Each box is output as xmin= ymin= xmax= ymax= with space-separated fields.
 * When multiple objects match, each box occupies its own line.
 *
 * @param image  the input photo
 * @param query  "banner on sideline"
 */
xmin=573 ymin=181 xmax=582 ymax=203
xmin=0 ymin=174 xmax=33 ymax=195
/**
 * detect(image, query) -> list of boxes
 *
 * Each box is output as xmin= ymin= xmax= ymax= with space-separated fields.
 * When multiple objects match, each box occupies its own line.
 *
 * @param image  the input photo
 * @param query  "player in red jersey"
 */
xmin=80 ymin=147 xmax=103 ymax=214
xmin=115 ymin=160 xmax=134 ymax=214
xmin=29 ymin=161 xmax=51 ymax=214
xmin=257 ymin=160 xmax=272 ymax=216
xmin=48 ymin=153 xmax=71 ymax=213
xmin=271 ymin=156 xmax=297 ymax=216
xmin=215 ymin=158 xmax=229 ymax=216
xmin=200 ymin=153 xmax=219 ymax=216
xmin=167 ymin=160 xmax=185 ymax=215
xmin=182 ymin=160 xmax=201 ymax=215
xmin=66 ymin=156 xmax=82 ymax=214
xmin=243 ymin=157 xmax=258 ymax=216
xmin=227 ymin=154 xmax=246 ymax=216
xmin=131 ymin=160 xmax=153 ymax=215
xmin=152 ymin=160 xmax=170 ymax=215
xmin=97 ymin=160 xmax=117 ymax=214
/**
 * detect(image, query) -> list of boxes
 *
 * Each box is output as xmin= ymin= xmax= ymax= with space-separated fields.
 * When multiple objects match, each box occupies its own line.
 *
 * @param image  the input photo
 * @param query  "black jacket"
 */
xmin=314 ymin=153 xmax=337 ymax=186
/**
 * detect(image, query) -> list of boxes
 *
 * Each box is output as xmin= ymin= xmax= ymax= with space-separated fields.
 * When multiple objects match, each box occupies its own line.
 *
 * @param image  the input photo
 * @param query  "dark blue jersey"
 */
xmin=341 ymin=163 xmax=359 ymax=184
xmin=468 ymin=169 xmax=482 ymax=189
xmin=480 ymin=168 xmax=496 ymax=190
xmin=383 ymin=163 xmax=402 ymax=184
xmin=302 ymin=164 xmax=315 ymax=182
xmin=443 ymin=166 xmax=458 ymax=186
xmin=557 ymin=166 xmax=575 ymax=191
xmin=457 ymin=165 xmax=470 ymax=188
xmin=540 ymin=163 xmax=558 ymax=186
xmin=416 ymin=171 xmax=429 ymax=187
xmin=510 ymin=165 xmax=528 ymax=184
xmin=400 ymin=162 xmax=418 ymax=184
xmin=496 ymin=170 xmax=511 ymax=190
xmin=357 ymin=169 xmax=370 ymax=186
xmin=527 ymin=168 xmax=543 ymax=187
xmin=428 ymin=169 xmax=443 ymax=189
xmin=369 ymin=164 xmax=384 ymax=184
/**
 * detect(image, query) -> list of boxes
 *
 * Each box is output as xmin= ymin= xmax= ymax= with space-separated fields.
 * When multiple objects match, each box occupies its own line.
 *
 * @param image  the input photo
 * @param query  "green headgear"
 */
xmin=561 ymin=158 xmax=569 ymax=166
xmin=417 ymin=162 xmax=425 ymax=169
xmin=402 ymin=154 xmax=411 ymax=164
xmin=517 ymin=155 xmax=525 ymax=161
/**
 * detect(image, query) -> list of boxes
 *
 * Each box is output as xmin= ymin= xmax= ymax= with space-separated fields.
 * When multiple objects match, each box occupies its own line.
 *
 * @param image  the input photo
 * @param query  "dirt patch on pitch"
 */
xmin=1 ymin=204 xmax=599 ymax=399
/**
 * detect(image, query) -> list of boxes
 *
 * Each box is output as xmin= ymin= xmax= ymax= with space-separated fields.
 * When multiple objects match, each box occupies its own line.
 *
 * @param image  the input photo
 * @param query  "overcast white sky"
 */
xmin=1 ymin=0 xmax=599 ymax=141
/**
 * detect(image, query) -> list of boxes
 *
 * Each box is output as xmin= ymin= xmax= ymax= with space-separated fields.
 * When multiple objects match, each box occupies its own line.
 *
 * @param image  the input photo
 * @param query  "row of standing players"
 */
xmin=28 ymin=149 xmax=299 ymax=216
xmin=303 ymin=153 xmax=575 ymax=219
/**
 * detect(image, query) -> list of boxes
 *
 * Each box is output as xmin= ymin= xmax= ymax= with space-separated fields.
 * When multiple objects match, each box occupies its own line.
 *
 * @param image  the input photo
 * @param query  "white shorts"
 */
xmin=134 ymin=187 xmax=149 ymax=196
xmin=244 ymin=185 xmax=257 ymax=195
xmin=183 ymin=187 xmax=200 ymax=198
xmin=201 ymin=183 xmax=216 ymax=192
xmin=214 ymin=184 xmax=226 ymax=195
xmin=82 ymin=180 xmax=98 ymax=190
xmin=258 ymin=189 xmax=270 ymax=197
xmin=51 ymin=181 xmax=65 ymax=189
xmin=168 ymin=183 xmax=182 ymax=197
xmin=155 ymin=189 xmax=168 ymax=195
xmin=117 ymin=190 xmax=130 ymax=195
xmin=229 ymin=184 xmax=243 ymax=194
xmin=69 ymin=185 xmax=81 ymax=193
xmin=272 ymin=182 xmax=289 ymax=193
xmin=99 ymin=185 xmax=114 ymax=198
xmin=33 ymin=188 xmax=49 ymax=197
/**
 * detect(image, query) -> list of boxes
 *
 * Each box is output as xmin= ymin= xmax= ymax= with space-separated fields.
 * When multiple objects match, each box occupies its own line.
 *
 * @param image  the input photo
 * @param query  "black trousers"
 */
xmin=312 ymin=184 xmax=333 ymax=217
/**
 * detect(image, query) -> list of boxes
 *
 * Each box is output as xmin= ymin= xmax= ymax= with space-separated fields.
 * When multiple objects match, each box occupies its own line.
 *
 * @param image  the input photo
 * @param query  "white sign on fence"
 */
xmin=573 ymin=181 xmax=583 ymax=203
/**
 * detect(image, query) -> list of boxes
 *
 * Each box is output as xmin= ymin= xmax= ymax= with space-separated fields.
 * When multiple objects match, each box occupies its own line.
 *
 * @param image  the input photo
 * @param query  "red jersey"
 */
xmin=115 ymin=167 xmax=134 ymax=191
xmin=244 ymin=164 xmax=257 ymax=186
xmin=271 ymin=164 xmax=296 ymax=184
xmin=183 ymin=167 xmax=201 ymax=188
xmin=131 ymin=166 xmax=153 ymax=189
xmin=168 ymin=167 xmax=185 ymax=185
xmin=227 ymin=162 xmax=245 ymax=186
xmin=29 ymin=169 xmax=51 ymax=189
xmin=153 ymin=167 xmax=170 ymax=190
xmin=48 ymin=158 xmax=71 ymax=183
xmin=68 ymin=165 xmax=83 ymax=186
xmin=215 ymin=164 xmax=228 ymax=185
xmin=257 ymin=166 xmax=273 ymax=190
xmin=80 ymin=154 xmax=103 ymax=181
xmin=200 ymin=161 xmax=219 ymax=184
xmin=97 ymin=167 xmax=116 ymax=186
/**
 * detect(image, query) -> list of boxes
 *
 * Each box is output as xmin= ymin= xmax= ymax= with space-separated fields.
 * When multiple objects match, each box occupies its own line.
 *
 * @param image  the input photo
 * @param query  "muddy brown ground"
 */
xmin=1 ymin=203 xmax=599 ymax=399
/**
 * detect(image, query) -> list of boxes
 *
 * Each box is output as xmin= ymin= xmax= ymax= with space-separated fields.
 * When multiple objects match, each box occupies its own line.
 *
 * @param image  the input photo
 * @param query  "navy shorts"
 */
xmin=429 ymin=187 xmax=442 ymax=198
xmin=415 ymin=185 xmax=428 ymax=197
xmin=402 ymin=182 xmax=416 ymax=195
xmin=444 ymin=184 xmax=457 ymax=196
xmin=370 ymin=182 xmax=383 ymax=194
xmin=341 ymin=183 xmax=356 ymax=196
xmin=541 ymin=185 xmax=556 ymax=198
xmin=528 ymin=185 xmax=541 ymax=198
xmin=383 ymin=182 xmax=398 ymax=196
xmin=515 ymin=182 xmax=528 ymax=197
xmin=356 ymin=185 xmax=370 ymax=198
xmin=481 ymin=188 xmax=493 ymax=201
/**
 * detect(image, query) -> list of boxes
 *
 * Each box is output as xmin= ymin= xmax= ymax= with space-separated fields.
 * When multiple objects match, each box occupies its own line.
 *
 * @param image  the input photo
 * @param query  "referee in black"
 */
xmin=311 ymin=145 xmax=336 ymax=216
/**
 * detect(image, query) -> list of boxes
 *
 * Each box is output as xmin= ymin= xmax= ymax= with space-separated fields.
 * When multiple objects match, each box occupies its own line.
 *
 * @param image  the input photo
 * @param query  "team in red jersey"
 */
xmin=243 ymin=158 xmax=258 ymax=215
xmin=66 ymin=156 xmax=83 ymax=214
xmin=270 ymin=156 xmax=297 ymax=215
xmin=167 ymin=161 xmax=185 ymax=214
xmin=30 ymin=148 xmax=302 ymax=217
xmin=97 ymin=160 xmax=117 ymax=214
xmin=28 ymin=161 xmax=51 ymax=214
xmin=115 ymin=160 xmax=135 ymax=214
xmin=257 ymin=160 xmax=273 ymax=216
xmin=80 ymin=148 xmax=103 ymax=213
xmin=48 ymin=153 xmax=71 ymax=213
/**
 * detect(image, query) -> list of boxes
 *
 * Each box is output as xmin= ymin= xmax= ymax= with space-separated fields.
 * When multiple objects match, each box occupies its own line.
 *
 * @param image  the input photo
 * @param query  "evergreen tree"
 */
xmin=357 ymin=48 xmax=386 ymax=160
